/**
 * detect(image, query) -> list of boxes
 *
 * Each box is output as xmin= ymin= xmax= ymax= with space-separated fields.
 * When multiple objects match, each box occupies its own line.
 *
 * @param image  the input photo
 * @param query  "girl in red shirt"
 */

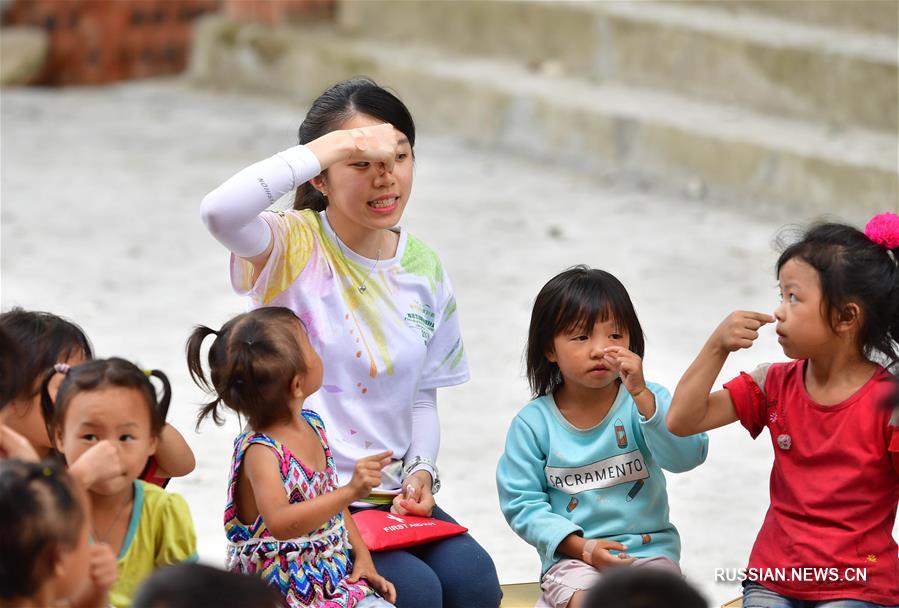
xmin=667 ymin=214 xmax=899 ymax=607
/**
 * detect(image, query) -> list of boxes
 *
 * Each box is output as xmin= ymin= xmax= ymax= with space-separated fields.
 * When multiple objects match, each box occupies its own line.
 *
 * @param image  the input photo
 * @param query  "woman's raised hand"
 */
xmin=347 ymin=450 xmax=393 ymax=501
xmin=307 ymin=123 xmax=399 ymax=173
xmin=345 ymin=123 xmax=399 ymax=171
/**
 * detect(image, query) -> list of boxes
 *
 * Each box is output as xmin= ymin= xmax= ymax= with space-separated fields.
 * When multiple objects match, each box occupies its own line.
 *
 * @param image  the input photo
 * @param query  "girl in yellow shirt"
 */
xmin=43 ymin=357 xmax=197 ymax=607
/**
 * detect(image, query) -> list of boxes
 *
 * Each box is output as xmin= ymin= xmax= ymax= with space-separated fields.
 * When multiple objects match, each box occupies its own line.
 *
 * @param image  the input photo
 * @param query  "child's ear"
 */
xmin=545 ymin=349 xmax=557 ymax=364
xmin=834 ymin=303 xmax=861 ymax=333
xmin=148 ymin=433 xmax=158 ymax=456
xmin=50 ymin=543 xmax=66 ymax=581
xmin=291 ymin=375 xmax=305 ymax=398
xmin=54 ymin=427 xmax=64 ymax=451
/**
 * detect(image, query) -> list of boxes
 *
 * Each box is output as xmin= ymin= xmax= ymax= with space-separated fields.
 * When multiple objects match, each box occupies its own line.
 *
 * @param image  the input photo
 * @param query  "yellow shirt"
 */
xmin=108 ymin=480 xmax=197 ymax=608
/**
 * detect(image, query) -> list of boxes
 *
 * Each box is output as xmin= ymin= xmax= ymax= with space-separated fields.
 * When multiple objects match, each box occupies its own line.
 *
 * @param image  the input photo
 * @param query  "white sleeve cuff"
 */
xmin=276 ymin=145 xmax=322 ymax=187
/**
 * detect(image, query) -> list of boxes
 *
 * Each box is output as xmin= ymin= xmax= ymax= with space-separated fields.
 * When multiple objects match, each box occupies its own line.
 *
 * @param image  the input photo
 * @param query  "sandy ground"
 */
xmin=1 ymin=79 xmax=892 ymax=606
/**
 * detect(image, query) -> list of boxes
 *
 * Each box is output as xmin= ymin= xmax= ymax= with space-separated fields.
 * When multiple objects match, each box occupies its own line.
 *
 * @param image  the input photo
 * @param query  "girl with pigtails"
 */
xmin=0 ymin=307 xmax=196 ymax=487
xmin=41 ymin=358 xmax=197 ymax=608
xmin=187 ymin=307 xmax=395 ymax=608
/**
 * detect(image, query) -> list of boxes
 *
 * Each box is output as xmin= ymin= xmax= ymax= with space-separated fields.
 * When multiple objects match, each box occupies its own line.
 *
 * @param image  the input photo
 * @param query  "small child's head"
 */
xmin=775 ymin=215 xmax=899 ymax=365
xmin=42 ymin=358 xmax=169 ymax=494
xmin=526 ymin=266 xmax=645 ymax=398
xmin=132 ymin=563 xmax=282 ymax=608
xmin=0 ymin=308 xmax=93 ymax=448
xmin=582 ymin=567 xmax=706 ymax=608
xmin=293 ymin=77 xmax=416 ymax=213
xmin=0 ymin=459 xmax=91 ymax=604
xmin=187 ymin=307 xmax=322 ymax=430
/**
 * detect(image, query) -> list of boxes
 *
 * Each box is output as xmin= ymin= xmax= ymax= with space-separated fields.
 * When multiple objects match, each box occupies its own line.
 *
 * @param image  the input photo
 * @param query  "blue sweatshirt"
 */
xmin=496 ymin=382 xmax=708 ymax=575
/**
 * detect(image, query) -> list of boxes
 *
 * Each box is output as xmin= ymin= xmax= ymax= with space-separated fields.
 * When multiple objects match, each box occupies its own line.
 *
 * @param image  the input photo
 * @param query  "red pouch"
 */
xmin=350 ymin=509 xmax=468 ymax=551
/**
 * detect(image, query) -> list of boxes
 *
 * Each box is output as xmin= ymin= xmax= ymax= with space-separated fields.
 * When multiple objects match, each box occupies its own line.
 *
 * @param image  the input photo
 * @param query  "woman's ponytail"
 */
xmin=293 ymin=183 xmax=328 ymax=212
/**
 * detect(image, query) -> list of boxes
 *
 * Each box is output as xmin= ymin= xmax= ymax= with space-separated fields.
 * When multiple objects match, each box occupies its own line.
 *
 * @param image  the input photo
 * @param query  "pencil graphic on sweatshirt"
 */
xmin=615 ymin=418 xmax=628 ymax=448
xmin=625 ymin=479 xmax=644 ymax=502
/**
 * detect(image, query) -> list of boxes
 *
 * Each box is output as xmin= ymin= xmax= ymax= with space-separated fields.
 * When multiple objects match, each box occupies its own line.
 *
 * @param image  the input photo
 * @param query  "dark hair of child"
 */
xmin=0 ymin=327 xmax=23 ymax=409
xmin=0 ymin=308 xmax=93 ymax=404
xmin=293 ymin=77 xmax=416 ymax=212
xmin=526 ymin=265 xmax=645 ymax=398
xmin=186 ymin=307 xmax=311 ymax=430
xmin=0 ymin=459 xmax=84 ymax=600
xmin=40 ymin=358 xmax=170 ymax=447
xmin=582 ymin=568 xmax=707 ymax=608
xmin=132 ymin=563 xmax=284 ymax=608
xmin=776 ymin=222 xmax=899 ymax=367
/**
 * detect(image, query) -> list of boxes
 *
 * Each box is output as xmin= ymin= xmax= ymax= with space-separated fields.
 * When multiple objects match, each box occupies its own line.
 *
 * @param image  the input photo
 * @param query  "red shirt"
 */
xmin=724 ymin=360 xmax=899 ymax=604
xmin=140 ymin=456 xmax=170 ymax=488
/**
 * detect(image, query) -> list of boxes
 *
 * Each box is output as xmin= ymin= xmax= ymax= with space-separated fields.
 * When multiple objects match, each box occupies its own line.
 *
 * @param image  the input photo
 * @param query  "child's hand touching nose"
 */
xmin=69 ymin=440 xmax=124 ymax=489
xmin=603 ymin=347 xmax=656 ymax=418
xmin=712 ymin=311 xmax=775 ymax=353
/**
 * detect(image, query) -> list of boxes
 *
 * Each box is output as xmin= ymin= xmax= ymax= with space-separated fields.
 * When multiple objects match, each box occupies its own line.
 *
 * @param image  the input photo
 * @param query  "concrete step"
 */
xmin=189 ymin=16 xmax=898 ymax=216
xmin=336 ymin=0 xmax=898 ymax=133
xmin=687 ymin=0 xmax=898 ymax=37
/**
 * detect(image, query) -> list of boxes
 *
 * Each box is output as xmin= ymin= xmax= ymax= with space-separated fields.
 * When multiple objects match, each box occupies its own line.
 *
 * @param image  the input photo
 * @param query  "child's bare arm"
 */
xmin=244 ymin=445 xmax=391 ymax=541
xmin=68 ymin=543 xmax=117 ymax=608
xmin=151 ymin=423 xmax=196 ymax=479
xmin=344 ymin=508 xmax=370 ymax=562
xmin=667 ymin=311 xmax=773 ymax=436
xmin=0 ymin=425 xmax=39 ymax=462
xmin=556 ymin=533 xmax=635 ymax=568
xmin=345 ymin=509 xmax=396 ymax=602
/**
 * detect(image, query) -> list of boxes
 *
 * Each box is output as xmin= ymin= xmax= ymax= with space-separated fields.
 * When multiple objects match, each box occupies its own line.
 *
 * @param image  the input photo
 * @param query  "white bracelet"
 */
xmin=403 ymin=457 xmax=441 ymax=494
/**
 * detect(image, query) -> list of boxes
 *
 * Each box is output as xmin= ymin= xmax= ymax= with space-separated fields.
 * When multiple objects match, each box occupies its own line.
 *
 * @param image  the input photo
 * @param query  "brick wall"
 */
xmin=222 ymin=0 xmax=333 ymax=25
xmin=4 ymin=0 xmax=334 ymax=85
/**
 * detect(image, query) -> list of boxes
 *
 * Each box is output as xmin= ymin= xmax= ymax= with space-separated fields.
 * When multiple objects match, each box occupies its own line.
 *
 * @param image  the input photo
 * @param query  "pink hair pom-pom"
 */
xmin=864 ymin=212 xmax=899 ymax=249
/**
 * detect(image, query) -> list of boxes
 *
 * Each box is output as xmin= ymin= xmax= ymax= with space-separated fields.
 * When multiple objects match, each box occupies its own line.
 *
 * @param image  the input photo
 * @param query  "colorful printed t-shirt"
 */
xmin=224 ymin=410 xmax=373 ymax=608
xmin=231 ymin=209 xmax=469 ymax=492
xmin=496 ymin=383 xmax=708 ymax=575
xmin=724 ymin=360 xmax=899 ymax=605
xmin=108 ymin=480 xmax=197 ymax=608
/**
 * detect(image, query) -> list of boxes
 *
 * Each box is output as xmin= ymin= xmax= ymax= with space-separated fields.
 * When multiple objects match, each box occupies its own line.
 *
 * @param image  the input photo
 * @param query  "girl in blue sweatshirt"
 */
xmin=496 ymin=266 xmax=708 ymax=608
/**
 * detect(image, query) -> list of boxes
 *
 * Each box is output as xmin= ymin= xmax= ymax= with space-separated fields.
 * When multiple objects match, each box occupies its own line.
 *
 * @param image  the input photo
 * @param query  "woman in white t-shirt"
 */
xmin=200 ymin=78 xmax=501 ymax=608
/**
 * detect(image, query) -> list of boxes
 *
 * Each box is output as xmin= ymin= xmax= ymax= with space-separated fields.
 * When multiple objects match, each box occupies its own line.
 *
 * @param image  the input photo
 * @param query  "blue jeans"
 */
xmin=356 ymin=596 xmax=396 ymax=608
xmin=355 ymin=505 xmax=502 ymax=608
xmin=743 ymin=582 xmax=898 ymax=608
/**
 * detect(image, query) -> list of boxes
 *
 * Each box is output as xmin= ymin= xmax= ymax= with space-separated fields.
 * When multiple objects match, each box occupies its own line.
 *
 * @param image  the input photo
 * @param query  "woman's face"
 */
xmin=318 ymin=113 xmax=414 ymax=234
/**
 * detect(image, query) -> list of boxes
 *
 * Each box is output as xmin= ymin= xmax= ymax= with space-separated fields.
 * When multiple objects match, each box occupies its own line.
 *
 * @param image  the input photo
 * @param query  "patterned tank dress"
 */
xmin=224 ymin=410 xmax=374 ymax=607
